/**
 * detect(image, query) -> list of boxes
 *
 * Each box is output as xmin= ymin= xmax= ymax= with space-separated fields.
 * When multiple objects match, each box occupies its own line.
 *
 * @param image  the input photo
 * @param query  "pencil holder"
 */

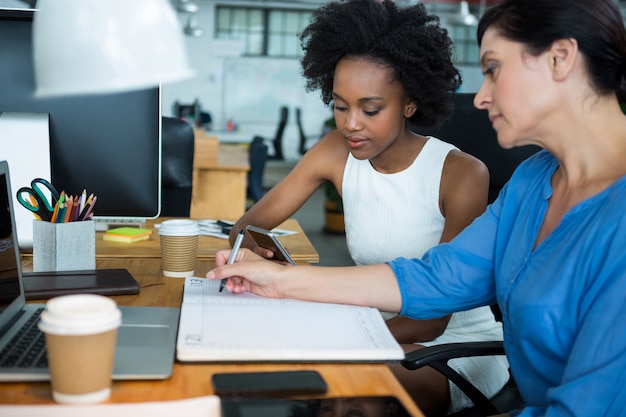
xmin=33 ymin=220 xmax=96 ymax=272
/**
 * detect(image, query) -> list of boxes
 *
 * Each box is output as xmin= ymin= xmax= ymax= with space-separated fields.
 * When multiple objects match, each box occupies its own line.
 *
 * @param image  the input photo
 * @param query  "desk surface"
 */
xmin=21 ymin=218 xmax=320 ymax=265
xmin=191 ymin=132 xmax=250 ymax=219
xmin=4 ymin=256 xmax=423 ymax=417
xmin=102 ymin=218 xmax=319 ymax=264
xmin=193 ymin=133 xmax=250 ymax=171
xmin=207 ymin=130 xmax=253 ymax=144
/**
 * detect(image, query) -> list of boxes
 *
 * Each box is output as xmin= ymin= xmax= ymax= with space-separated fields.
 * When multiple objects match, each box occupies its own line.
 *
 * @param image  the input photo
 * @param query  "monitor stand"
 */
xmin=93 ymin=217 xmax=147 ymax=231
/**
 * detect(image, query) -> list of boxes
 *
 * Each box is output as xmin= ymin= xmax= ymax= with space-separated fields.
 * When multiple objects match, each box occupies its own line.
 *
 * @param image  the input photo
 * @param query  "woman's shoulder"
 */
xmin=296 ymin=129 xmax=349 ymax=181
xmin=441 ymin=146 xmax=489 ymax=185
xmin=306 ymin=130 xmax=349 ymax=159
xmin=423 ymin=136 xmax=487 ymax=174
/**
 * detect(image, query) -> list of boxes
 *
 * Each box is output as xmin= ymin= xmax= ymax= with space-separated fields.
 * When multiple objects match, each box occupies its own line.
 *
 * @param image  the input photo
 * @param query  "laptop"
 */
xmin=0 ymin=160 xmax=180 ymax=381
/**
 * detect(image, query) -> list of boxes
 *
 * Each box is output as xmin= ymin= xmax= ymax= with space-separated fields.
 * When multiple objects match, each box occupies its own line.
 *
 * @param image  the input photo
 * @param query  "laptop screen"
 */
xmin=0 ymin=162 xmax=24 ymax=319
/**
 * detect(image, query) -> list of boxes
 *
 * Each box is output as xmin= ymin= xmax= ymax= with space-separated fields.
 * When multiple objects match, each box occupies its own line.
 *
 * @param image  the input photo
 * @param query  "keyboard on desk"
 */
xmin=0 ymin=307 xmax=48 ymax=369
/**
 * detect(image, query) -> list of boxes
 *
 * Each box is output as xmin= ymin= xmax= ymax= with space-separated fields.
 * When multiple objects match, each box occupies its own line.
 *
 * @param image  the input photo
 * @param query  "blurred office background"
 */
xmin=3 ymin=0 xmax=626 ymax=265
xmin=166 ymin=0 xmax=498 ymax=163
xmin=0 ymin=0 xmax=530 ymax=162
xmin=4 ymin=0 xmax=626 ymax=162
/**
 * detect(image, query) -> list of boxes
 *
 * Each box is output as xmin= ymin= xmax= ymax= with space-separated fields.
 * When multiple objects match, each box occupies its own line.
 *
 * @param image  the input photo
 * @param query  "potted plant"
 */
xmin=321 ymin=116 xmax=345 ymax=234
xmin=324 ymin=180 xmax=344 ymax=234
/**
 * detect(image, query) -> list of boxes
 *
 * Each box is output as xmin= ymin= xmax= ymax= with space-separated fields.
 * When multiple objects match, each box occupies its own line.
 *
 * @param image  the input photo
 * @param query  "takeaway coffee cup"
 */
xmin=158 ymin=219 xmax=200 ymax=278
xmin=38 ymin=294 xmax=121 ymax=404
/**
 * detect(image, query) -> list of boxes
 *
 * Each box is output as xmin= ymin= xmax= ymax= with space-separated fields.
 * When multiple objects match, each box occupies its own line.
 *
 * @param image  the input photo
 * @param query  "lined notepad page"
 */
xmin=0 ymin=396 xmax=220 ymax=417
xmin=176 ymin=277 xmax=404 ymax=362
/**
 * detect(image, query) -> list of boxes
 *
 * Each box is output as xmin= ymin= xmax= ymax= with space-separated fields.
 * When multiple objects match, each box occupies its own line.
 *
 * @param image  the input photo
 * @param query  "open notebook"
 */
xmin=176 ymin=277 xmax=404 ymax=362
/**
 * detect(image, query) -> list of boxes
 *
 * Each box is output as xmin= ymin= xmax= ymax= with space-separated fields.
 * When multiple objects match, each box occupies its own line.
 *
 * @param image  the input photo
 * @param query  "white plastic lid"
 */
xmin=38 ymin=294 xmax=122 ymax=336
xmin=158 ymin=219 xmax=200 ymax=237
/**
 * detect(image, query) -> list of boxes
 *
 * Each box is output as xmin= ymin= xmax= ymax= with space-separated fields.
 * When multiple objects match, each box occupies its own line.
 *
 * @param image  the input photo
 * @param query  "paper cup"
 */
xmin=38 ymin=294 xmax=121 ymax=404
xmin=158 ymin=220 xmax=200 ymax=278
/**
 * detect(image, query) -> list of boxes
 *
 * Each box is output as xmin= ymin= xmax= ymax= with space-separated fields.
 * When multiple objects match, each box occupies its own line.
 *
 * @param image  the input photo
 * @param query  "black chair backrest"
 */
xmin=248 ymin=136 xmax=268 ymax=203
xmin=161 ymin=116 xmax=195 ymax=216
xmin=270 ymin=106 xmax=289 ymax=160
xmin=295 ymin=107 xmax=303 ymax=132
xmin=296 ymin=107 xmax=306 ymax=152
xmin=276 ymin=106 xmax=289 ymax=139
xmin=411 ymin=93 xmax=540 ymax=203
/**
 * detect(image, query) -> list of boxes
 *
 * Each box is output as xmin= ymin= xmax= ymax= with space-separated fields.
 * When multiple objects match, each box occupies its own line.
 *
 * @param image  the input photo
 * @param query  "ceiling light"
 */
xmin=448 ymin=0 xmax=478 ymax=26
xmin=183 ymin=16 xmax=204 ymax=37
xmin=177 ymin=0 xmax=199 ymax=13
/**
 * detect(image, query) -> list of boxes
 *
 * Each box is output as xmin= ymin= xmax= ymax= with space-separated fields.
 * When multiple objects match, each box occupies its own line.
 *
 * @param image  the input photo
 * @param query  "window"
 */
xmin=450 ymin=25 xmax=480 ymax=66
xmin=215 ymin=6 xmax=313 ymax=58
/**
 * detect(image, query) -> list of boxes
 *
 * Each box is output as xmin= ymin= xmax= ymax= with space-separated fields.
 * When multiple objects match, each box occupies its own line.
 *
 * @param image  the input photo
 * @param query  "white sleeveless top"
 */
xmin=343 ymin=136 xmax=453 ymax=265
xmin=341 ymin=137 xmax=502 ymax=339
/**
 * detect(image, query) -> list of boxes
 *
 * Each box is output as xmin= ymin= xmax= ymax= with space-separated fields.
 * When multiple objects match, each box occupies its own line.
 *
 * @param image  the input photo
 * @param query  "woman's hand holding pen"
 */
xmin=208 ymin=248 xmax=287 ymax=297
xmin=209 ymin=250 xmax=402 ymax=312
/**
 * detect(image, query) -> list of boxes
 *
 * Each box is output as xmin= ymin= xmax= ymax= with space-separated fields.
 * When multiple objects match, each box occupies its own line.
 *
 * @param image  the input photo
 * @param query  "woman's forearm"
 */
xmin=278 ymin=263 xmax=402 ymax=311
xmin=209 ymin=250 xmax=403 ymax=312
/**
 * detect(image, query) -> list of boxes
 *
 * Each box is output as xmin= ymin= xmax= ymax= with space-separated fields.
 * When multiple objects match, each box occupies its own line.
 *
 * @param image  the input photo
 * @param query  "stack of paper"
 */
xmin=103 ymin=227 xmax=152 ymax=243
xmin=0 ymin=395 xmax=220 ymax=417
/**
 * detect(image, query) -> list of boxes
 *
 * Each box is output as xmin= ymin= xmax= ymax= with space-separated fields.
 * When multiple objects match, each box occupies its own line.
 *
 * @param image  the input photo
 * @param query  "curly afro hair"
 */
xmin=300 ymin=0 xmax=461 ymax=128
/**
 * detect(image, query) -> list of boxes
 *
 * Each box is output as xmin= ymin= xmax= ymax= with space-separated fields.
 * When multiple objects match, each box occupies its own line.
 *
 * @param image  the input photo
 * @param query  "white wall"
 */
xmin=165 ymin=1 xmax=331 ymax=162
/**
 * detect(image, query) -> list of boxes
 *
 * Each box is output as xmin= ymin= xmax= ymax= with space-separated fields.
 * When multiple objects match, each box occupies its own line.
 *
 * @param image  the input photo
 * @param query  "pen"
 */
xmin=79 ymin=195 xmax=97 ymax=221
xmin=51 ymin=191 xmax=65 ymax=223
xmin=63 ymin=195 xmax=73 ymax=223
xmin=219 ymin=229 xmax=245 ymax=293
xmin=28 ymin=195 xmax=42 ymax=220
xmin=79 ymin=189 xmax=87 ymax=213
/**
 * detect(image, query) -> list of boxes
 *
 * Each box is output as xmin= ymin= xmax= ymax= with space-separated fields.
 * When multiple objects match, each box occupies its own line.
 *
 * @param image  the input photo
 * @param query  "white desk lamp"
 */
xmin=32 ymin=0 xmax=195 ymax=97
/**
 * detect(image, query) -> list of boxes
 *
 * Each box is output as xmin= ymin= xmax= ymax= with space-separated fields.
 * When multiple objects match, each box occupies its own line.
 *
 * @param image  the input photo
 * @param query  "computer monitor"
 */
xmin=0 ymin=8 xmax=161 ymax=230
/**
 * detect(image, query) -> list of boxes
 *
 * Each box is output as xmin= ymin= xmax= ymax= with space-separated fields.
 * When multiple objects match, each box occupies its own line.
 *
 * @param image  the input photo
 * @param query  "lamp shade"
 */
xmin=33 ymin=0 xmax=195 ymax=97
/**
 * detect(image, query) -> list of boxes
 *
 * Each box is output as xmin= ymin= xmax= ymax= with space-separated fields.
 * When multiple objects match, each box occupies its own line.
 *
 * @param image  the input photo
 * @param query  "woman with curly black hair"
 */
xmin=228 ymin=1 xmax=509 ymax=413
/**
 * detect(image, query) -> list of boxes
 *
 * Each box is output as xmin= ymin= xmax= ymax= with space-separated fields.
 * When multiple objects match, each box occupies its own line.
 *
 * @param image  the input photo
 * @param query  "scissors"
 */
xmin=16 ymin=178 xmax=60 ymax=222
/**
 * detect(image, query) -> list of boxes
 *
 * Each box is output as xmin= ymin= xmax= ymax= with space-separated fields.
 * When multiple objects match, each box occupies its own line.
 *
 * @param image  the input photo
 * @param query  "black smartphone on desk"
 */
xmin=245 ymin=225 xmax=296 ymax=265
xmin=220 ymin=395 xmax=412 ymax=417
xmin=212 ymin=370 xmax=327 ymax=397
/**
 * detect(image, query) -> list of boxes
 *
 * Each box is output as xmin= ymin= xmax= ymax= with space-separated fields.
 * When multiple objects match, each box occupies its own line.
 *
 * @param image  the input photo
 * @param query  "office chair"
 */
xmin=411 ymin=93 xmax=540 ymax=204
xmin=268 ymin=106 xmax=289 ymax=161
xmin=160 ymin=116 xmax=195 ymax=217
xmin=402 ymin=342 xmax=524 ymax=417
xmin=247 ymin=136 xmax=268 ymax=204
xmin=296 ymin=107 xmax=320 ymax=155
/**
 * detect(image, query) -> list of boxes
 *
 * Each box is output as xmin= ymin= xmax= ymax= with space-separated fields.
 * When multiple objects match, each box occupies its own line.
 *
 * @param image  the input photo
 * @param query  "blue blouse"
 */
xmin=389 ymin=151 xmax=626 ymax=416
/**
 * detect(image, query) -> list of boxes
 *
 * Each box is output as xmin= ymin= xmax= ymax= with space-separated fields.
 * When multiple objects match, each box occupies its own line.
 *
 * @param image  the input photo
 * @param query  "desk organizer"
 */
xmin=33 ymin=220 xmax=96 ymax=272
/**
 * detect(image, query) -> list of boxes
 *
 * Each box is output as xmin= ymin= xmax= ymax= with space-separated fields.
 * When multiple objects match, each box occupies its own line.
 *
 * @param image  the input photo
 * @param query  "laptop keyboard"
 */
xmin=0 ymin=307 xmax=48 ymax=368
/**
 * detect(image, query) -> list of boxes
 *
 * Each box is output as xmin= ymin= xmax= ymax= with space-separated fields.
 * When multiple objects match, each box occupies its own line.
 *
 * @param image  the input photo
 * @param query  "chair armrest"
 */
xmin=402 ymin=341 xmax=505 ymax=370
xmin=402 ymin=341 xmax=506 ymax=416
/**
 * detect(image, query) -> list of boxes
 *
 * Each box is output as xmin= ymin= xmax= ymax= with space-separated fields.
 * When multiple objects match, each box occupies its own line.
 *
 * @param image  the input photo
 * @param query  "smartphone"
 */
xmin=245 ymin=225 xmax=296 ymax=265
xmin=212 ymin=370 xmax=327 ymax=397
xmin=220 ymin=396 xmax=412 ymax=417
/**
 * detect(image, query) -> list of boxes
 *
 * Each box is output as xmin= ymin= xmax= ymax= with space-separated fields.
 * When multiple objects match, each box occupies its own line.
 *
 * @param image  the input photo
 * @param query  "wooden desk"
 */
xmin=19 ymin=218 xmax=319 ymax=269
xmin=6 ymin=260 xmax=423 ymax=416
xmin=191 ymin=131 xmax=250 ymax=219
xmin=96 ymin=218 xmax=319 ymax=265
xmin=212 ymin=130 xmax=253 ymax=144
